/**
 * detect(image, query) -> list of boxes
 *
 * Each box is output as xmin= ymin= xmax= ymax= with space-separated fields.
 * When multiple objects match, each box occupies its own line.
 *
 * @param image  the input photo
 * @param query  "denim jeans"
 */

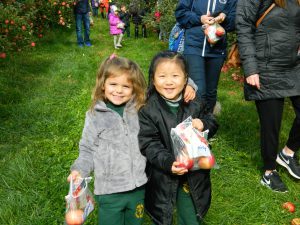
xmin=75 ymin=12 xmax=90 ymax=45
xmin=184 ymin=54 xmax=225 ymax=112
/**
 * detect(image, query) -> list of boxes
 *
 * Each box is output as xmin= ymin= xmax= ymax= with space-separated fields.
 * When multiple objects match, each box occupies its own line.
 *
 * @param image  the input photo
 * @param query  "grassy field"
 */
xmin=1 ymin=17 xmax=300 ymax=225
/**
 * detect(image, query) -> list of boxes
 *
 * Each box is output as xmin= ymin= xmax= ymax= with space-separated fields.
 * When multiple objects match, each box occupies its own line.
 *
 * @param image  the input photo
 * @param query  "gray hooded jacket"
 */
xmin=71 ymin=100 xmax=147 ymax=195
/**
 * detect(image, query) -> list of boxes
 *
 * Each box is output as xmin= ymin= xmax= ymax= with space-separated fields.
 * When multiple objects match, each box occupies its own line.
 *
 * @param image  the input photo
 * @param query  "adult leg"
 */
xmin=82 ymin=12 xmax=91 ymax=44
xmin=205 ymin=57 xmax=225 ymax=113
xmin=184 ymin=54 xmax=206 ymax=100
xmin=126 ymin=24 xmax=131 ymax=37
xmin=75 ymin=13 xmax=84 ymax=46
xmin=276 ymin=96 xmax=300 ymax=179
xmin=255 ymin=98 xmax=284 ymax=170
xmin=286 ymin=96 xmax=300 ymax=152
xmin=96 ymin=194 xmax=125 ymax=225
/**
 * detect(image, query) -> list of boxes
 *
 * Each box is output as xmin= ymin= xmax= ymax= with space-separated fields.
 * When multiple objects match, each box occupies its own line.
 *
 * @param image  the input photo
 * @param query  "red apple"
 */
xmin=62 ymin=1 xmax=66 ymax=6
xmin=58 ymin=10 xmax=62 ymax=15
xmin=177 ymin=154 xmax=194 ymax=170
xmin=283 ymin=202 xmax=295 ymax=213
xmin=38 ymin=34 xmax=43 ymax=38
xmin=65 ymin=209 xmax=84 ymax=225
xmin=5 ymin=19 xmax=9 ymax=24
xmin=198 ymin=155 xmax=215 ymax=169
xmin=215 ymin=27 xmax=225 ymax=37
xmin=0 ymin=52 xmax=6 ymax=59
xmin=31 ymin=42 xmax=36 ymax=47
xmin=21 ymin=25 xmax=26 ymax=31
xmin=10 ymin=20 xmax=15 ymax=25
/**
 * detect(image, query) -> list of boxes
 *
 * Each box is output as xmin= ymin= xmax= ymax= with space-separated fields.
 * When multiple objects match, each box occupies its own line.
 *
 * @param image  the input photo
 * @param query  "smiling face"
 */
xmin=153 ymin=60 xmax=187 ymax=101
xmin=103 ymin=73 xmax=133 ymax=105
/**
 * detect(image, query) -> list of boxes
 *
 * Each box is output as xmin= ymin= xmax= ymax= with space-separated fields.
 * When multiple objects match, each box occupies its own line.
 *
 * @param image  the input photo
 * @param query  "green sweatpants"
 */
xmin=176 ymin=182 xmax=202 ymax=225
xmin=95 ymin=186 xmax=145 ymax=225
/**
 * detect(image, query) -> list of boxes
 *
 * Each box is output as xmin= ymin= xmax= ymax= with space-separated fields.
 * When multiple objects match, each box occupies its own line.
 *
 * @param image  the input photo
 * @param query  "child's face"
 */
xmin=153 ymin=60 xmax=187 ymax=101
xmin=121 ymin=6 xmax=126 ymax=12
xmin=103 ymin=73 xmax=133 ymax=105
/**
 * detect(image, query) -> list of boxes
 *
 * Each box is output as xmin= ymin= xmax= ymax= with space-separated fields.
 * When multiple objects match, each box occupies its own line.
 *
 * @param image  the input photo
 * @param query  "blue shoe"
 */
xmin=85 ymin=42 xmax=92 ymax=47
xmin=78 ymin=43 xmax=84 ymax=48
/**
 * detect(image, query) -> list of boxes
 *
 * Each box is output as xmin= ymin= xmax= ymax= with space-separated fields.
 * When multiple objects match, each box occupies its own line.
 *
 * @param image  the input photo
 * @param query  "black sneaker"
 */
xmin=260 ymin=171 xmax=288 ymax=193
xmin=276 ymin=151 xmax=300 ymax=179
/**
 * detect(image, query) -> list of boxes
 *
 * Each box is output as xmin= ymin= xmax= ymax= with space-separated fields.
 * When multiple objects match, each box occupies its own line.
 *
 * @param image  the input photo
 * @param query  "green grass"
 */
xmin=0 ymin=18 xmax=299 ymax=225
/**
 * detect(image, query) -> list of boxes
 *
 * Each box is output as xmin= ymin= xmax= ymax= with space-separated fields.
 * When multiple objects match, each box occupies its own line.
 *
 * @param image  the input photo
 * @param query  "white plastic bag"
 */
xmin=65 ymin=177 xmax=95 ymax=225
xmin=171 ymin=116 xmax=217 ymax=170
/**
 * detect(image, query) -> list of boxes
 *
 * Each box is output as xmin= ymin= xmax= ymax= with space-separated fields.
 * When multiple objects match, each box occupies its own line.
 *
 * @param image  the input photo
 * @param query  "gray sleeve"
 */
xmin=187 ymin=77 xmax=198 ymax=92
xmin=71 ymin=111 xmax=97 ymax=177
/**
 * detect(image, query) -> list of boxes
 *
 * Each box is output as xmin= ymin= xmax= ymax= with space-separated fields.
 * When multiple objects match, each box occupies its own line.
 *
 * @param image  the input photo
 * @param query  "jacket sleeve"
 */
xmin=138 ymin=109 xmax=175 ymax=173
xmin=71 ymin=111 xmax=96 ymax=177
xmin=221 ymin=0 xmax=237 ymax=32
xmin=235 ymin=0 xmax=260 ymax=77
xmin=109 ymin=15 xmax=119 ymax=25
xmin=175 ymin=0 xmax=202 ymax=29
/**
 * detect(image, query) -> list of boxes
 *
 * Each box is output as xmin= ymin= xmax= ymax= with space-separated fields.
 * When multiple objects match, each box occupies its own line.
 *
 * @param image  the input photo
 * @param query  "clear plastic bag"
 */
xmin=202 ymin=22 xmax=225 ymax=46
xmin=171 ymin=116 xmax=217 ymax=170
xmin=65 ymin=177 xmax=95 ymax=225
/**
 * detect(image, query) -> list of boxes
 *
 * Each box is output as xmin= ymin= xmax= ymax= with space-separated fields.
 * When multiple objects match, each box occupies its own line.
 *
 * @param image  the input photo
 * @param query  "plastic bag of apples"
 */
xmin=171 ymin=116 xmax=217 ymax=171
xmin=65 ymin=177 xmax=95 ymax=225
xmin=202 ymin=22 xmax=225 ymax=46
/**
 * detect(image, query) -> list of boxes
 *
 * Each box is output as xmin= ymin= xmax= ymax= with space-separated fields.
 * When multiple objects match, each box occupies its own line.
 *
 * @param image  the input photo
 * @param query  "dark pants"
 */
xmin=75 ymin=12 xmax=90 ymax=45
xmin=92 ymin=7 xmax=99 ymax=16
xmin=255 ymin=96 xmax=300 ymax=170
xmin=184 ymin=55 xmax=225 ymax=112
xmin=123 ymin=25 xmax=131 ymax=37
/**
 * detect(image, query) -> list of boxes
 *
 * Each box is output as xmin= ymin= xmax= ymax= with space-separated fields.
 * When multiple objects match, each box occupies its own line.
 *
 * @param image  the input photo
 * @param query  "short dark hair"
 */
xmin=147 ymin=50 xmax=188 ymax=98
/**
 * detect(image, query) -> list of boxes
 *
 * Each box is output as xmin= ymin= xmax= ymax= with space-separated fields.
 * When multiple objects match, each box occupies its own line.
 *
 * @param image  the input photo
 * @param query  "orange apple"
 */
xmin=198 ymin=155 xmax=215 ymax=169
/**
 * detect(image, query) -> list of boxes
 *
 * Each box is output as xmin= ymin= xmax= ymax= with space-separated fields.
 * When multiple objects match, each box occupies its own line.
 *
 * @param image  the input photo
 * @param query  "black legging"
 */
xmin=255 ymin=96 xmax=300 ymax=170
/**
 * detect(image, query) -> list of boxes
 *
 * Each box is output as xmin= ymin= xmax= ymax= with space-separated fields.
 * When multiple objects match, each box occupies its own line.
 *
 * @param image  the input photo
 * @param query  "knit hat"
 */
xmin=110 ymin=5 xmax=119 ymax=13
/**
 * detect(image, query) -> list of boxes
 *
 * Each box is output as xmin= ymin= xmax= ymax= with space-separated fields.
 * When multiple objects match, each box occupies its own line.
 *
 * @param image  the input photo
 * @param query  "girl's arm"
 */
xmin=138 ymin=109 xmax=175 ymax=173
xmin=70 ymin=111 xmax=96 ymax=177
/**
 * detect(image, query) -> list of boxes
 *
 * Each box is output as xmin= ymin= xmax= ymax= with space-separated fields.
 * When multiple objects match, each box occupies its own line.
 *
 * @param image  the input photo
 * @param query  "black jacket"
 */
xmin=236 ymin=0 xmax=300 ymax=100
xmin=138 ymin=91 xmax=218 ymax=225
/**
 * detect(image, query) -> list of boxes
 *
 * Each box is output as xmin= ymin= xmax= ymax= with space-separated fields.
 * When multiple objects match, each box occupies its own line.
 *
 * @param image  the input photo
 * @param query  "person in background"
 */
xmin=68 ymin=55 xmax=148 ymax=225
xmin=175 ymin=0 xmax=237 ymax=113
xmin=99 ymin=0 xmax=109 ymax=18
xmin=74 ymin=0 xmax=92 ymax=47
xmin=109 ymin=5 xmax=124 ymax=49
xmin=91 ymin=0 xmax=99 ymax=17
xmin=236 ymin=0 xmax=300 ymax=192
xmin=119 ymin=4 xmax=131 ymax=38
xmin=138 ymin=50 xmax=218 ymax=225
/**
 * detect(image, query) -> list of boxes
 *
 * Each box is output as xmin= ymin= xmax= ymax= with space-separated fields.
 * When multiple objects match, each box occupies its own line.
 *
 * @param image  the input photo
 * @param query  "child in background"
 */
xmin=91 ymin=0 xmax=99 ymax=17
xmin=68 ymin=55 xmax=148 ymax=225
xmin=138 ymin=50 xmax=218 ymax=225
xmin=109 ymin=5 xmax=124 ymax=49
xmin=119 ymin=4 xmax=131 ymax=38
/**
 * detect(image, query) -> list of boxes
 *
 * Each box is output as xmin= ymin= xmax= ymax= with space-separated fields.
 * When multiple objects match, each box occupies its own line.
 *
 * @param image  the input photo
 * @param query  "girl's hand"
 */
xmin=192 ymin=118 xmax=204 ymax=131
xmin=184 ymin=85 xmax=196 ymax=103
xmin=246 ymin=74 xmax=260 ymax=89
xmin=67 ymin=170 xmax=82 ymax=183
xmin=214 ymin=13 xmax=226 ymax=23
xmin=172 ymin=161 xmax=188 ymax=175
xmin=200 ymin=12 xmax=215 ymax=25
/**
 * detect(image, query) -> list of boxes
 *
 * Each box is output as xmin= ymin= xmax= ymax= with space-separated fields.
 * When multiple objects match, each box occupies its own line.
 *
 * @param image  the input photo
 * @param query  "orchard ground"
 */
xmin=1 ymin=16 xmax=300 ymax=225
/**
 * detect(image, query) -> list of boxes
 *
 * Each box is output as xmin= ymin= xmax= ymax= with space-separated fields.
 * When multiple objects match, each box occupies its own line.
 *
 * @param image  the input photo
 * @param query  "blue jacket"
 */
xmin=175 ymin=0 xmax=237 ymax=57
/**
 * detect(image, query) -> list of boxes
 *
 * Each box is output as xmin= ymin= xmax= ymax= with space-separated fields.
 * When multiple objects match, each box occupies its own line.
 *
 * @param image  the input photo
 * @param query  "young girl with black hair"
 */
xmin=138 ymin=50 xmax=218 ymax=225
